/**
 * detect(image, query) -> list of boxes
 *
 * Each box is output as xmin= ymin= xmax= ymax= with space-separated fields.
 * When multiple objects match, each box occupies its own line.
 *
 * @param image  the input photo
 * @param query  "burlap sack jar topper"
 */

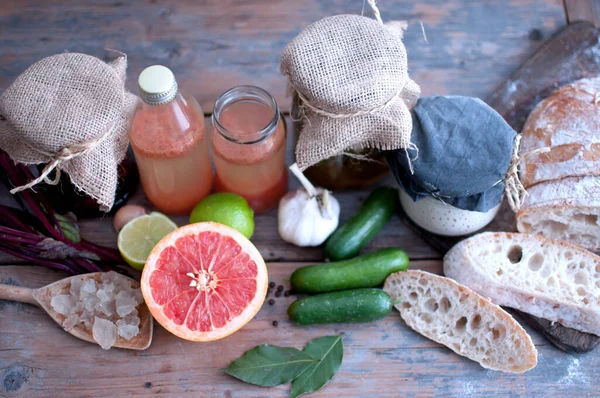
xmin=0 ymin=53 xmax=138 ymax=211
xmin=280 ymin=2 xmax=420 ymax=171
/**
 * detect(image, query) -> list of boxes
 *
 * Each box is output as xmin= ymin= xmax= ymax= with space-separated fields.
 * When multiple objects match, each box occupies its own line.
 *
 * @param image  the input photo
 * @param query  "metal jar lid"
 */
xmin=137 ymin=65 xmax=178 ymax=105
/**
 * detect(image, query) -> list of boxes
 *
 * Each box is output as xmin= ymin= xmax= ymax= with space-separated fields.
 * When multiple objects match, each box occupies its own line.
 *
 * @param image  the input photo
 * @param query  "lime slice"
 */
xmin=189 ymin=193 xmax=254 ymax=239
xmin=118 ymin=212 xmax=178 ymax=271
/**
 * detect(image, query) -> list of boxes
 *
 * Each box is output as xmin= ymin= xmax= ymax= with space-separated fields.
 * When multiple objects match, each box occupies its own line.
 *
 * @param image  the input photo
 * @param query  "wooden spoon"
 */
xmin=0 ymin=271 xmax=153 ymax=350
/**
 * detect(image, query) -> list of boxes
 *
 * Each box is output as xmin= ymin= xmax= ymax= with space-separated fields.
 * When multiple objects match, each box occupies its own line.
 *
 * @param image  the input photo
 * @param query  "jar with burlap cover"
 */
xmin=280 ymin=14 xmax=420 ymax=170
xmin=0 ymin=53 xmax=138 ymax=211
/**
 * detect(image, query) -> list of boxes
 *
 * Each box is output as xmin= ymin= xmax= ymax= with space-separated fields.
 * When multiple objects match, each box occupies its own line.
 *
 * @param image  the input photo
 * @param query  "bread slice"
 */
xmin=383 ymin=270 xmax=537 ymax=373
xmin=517 ymin=175 xmax=600 ymax=251
xmin=520 ymin=77 xmax=600 ymax=188
xmin=444 ymin=232 xmax=600 ymax=336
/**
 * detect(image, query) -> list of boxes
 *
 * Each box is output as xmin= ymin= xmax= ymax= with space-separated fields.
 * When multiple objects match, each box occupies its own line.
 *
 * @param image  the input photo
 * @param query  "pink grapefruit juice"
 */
xmin=130 ymin=91 xmax=213 ymax=214
xmin=211 ymin=87 xmax=287 ymax=213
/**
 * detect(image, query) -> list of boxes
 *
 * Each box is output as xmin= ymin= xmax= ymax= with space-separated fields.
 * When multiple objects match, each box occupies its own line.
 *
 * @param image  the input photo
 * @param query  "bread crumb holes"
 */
xmin=439 ymin=297 xmax=451 ymax=313
xmin=574 ymin=271 xmax=588 ymax=286
xmin=491 ymin=325 xmax=506 ymax=342
xmin=424 ymin=298 xmax=438 ymax=313
xmin=455 ymin=317 xmax=467 ymax=331
xmin=565 ymin=251 xmax=573 ymax=260
xmin=507 ymin=246 xmax=523 ymax=264
xmin=470 ymin=314 xmax=482 ymax=329
xmin=528 ymin=253 xmax=544 ymax=271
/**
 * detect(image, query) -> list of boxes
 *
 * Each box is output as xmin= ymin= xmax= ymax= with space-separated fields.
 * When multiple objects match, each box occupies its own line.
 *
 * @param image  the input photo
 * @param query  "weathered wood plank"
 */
xmin=0 ymin=0 xmax=566 ymax=112
xmin=565 ymin=0 xmax=600 ymax=25
xmin=0 ymin=117 xmax=438 ymax=266
xmin=2 ymin=264 xmax=597 ymax=397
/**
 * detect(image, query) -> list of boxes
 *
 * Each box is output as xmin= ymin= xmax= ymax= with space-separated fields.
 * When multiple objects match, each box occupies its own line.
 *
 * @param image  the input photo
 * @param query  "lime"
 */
xmin=189 ymin=193 xmax=254 ymax=239
xmin=118 ymin=212 xmax=178 ymax=271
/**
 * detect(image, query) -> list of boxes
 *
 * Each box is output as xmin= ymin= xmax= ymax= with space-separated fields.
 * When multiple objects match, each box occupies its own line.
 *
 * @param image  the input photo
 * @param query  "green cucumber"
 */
xmin=325 ymin=186 xmax=398 ymax=261
xmin=288 ymin=288 xmax=393 ymax=325
xmin=291 ymin=248 xmax=408 ymax=293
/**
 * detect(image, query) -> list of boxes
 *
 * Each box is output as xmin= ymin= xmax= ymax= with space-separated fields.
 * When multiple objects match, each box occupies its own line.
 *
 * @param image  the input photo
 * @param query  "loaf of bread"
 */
xmin=444 ymin=232 xmax=600 ymax=336
xmin=517 ymin=175 xmax=600 ymax=250
xmin=383 ymin=270 xmax=537 ymax=373
xmin=520 ymin=77 xmax=600 ymax=188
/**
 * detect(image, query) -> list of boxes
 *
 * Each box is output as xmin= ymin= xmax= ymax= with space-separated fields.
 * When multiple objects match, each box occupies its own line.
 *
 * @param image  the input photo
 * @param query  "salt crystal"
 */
xmin=96 ymin=289 xmax=110 ymax=302
xmin=74 ymin=301 xmax=84 ymax=313
xmin=103 ymin=282 xmax=116 ymax=293
xmin=69 ymin=278 xmax=82 ymax=296
xmin=117 ymin=324 xmax=139 ymax=340
xmin=92 ymin=317 xmax=117 ymax=350
xmin=79 ymin=312 xmax=93 ymax=329
xmin=62 ymin=314 xmax=79 ymax=330
xmin=83 ymin=296 xmax=99 ymax=312
xmin=101 ymin=272 xmax=115 ymax=284
xmin=95 ymin=300 xmax=114 ymax=317
xmin=115 ymin=291 xmax=137 ymax=317
xmin=81 ymin=279 xmax=97 ymax=295
xmin=51 ymin=295 xmax=75 ymax=315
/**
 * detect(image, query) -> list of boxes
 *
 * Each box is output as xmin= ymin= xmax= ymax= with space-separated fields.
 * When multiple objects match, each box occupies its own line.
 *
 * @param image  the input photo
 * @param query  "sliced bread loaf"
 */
xmin=383 ymin=270 xmax=537 ymax=373
xmin=516 ymin=175 xmax=600 ymax=251
xmin=444 ymin=232 xmax=600 ymax=335
xmin=520 ymin=77 xmax=600 ymax=188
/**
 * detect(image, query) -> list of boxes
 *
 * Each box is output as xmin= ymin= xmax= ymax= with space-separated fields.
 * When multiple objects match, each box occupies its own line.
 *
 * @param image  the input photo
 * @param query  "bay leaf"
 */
xmin=291 ymin=335 xmax=343 ymax=398
xmin=224 ymin=344 xmax=317 ymax=387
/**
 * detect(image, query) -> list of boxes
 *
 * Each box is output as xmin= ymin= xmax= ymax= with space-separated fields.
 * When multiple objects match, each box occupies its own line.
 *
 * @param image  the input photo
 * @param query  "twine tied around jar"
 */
xmin=503 ymin=134 xmax=551 ymax=212
xmin=10 ymin=122 xmax=116 ymax=194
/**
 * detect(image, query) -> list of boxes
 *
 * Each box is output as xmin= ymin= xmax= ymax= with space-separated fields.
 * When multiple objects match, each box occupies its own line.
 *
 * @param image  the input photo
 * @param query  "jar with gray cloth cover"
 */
xmin=385 ymin=95 xmax=537 ymax=236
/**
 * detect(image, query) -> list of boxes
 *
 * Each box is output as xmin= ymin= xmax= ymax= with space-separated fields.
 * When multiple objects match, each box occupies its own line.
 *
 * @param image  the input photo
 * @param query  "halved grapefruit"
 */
xmin=140 ymin=222 xmax=268 ymax=341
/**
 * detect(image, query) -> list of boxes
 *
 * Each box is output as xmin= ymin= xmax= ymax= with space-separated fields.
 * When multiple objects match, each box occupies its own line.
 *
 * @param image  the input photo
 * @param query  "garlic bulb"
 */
xmin=278 ymin=164 xmax=340 ymax=247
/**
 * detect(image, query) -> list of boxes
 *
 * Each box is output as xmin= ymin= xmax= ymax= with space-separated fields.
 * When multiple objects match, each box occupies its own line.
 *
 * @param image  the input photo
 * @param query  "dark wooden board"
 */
xmin=488 ymin=20 xmax=600 ymax=132
xmin=404 ymin=21 xmax=600 ymax=354
xmin=565 ymin=0 xmax=600 ymax=25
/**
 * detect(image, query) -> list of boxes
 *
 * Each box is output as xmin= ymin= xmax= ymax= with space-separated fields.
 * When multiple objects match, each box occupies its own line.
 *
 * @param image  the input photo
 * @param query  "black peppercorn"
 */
xmin=275 ymin=291 xmax=282 ymax=297
xmin=284 ymin=291 xmax=290 ymax=297
xmin=268 ymin=299 xmax=275 ymax=305
xmin=269 ymin=282 xmax=276 ymax=288
xmin=277 ymin=285 xmax=284 ymax=291
xmin=272 ymin=320 xmax=279 ymax=327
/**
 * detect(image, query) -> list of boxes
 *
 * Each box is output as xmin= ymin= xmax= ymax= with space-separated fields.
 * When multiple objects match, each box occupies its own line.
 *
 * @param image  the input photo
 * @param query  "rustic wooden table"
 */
xmin=1 ymin=1 xmax=600 ymax=397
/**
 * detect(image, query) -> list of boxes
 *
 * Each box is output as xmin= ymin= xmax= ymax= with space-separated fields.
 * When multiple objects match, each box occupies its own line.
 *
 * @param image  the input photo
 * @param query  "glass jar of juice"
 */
xmin=129 ymin=65 xmax=213 ymax=215
xmin=211 ymin=86 xmax=287 ymax=213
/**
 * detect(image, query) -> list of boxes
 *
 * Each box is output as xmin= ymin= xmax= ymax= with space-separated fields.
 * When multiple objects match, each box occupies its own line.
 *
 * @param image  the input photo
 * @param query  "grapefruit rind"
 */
xmin=140 ymin=222 xmax=268 ymax=342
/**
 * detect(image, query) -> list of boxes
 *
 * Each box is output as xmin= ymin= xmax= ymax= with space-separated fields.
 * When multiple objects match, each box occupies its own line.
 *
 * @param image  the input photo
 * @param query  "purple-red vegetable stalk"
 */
xmin=0 ymin=150 xmax=124 ymax=274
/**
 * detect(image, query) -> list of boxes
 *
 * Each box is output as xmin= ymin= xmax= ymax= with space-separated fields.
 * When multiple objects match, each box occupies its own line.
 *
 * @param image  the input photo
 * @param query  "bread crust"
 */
xmin=520 ymin=77 xmax=600 ymax=188
xmin=384 ymin=270 xmax=537 ymax=373
xmin=444 ymin=232 xmax=600 ymax=335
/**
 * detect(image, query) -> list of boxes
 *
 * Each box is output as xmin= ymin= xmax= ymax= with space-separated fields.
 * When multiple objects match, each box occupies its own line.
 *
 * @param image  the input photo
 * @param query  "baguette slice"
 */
xmin=444 ymin=232 xmax=600 ymax=336
xmin=384 ymin=270 xmax=537 ymax=373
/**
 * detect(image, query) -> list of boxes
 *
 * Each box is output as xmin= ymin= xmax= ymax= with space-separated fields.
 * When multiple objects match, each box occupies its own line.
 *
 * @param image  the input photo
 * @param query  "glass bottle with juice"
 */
xmin=129 ymin=65 xmax=213 ymax=214
xmin=211 ymin=86 xmax=288 ymax=213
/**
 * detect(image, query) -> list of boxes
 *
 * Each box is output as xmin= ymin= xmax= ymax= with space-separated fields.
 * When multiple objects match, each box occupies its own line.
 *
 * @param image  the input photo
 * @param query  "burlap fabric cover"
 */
xmin=280 ymin=15 xmax=420 ymax=170
xmin=0 ymin=53 xmax=138 ymax=211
